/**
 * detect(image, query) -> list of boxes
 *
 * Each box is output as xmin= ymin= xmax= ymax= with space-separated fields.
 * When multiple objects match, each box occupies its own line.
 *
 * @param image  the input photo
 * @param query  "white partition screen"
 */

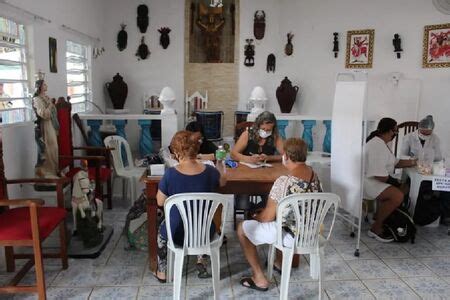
xmin=331 ymin=75 xmax=367 ymax=218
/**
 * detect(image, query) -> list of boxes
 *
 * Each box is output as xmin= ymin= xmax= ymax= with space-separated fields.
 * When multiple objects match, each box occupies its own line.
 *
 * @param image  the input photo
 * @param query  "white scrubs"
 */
xmin=401 ymin=131 xmax=442 ymax=162
xmin=364 ymin=136 xmax=398 ymax=199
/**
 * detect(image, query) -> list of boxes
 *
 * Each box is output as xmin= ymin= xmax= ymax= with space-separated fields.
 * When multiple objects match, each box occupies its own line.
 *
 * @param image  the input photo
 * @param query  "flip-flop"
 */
xmin=152 ymin=271 xmax=166 ymax=283
xmin=240 ymin=277 xmax=269 ymax=292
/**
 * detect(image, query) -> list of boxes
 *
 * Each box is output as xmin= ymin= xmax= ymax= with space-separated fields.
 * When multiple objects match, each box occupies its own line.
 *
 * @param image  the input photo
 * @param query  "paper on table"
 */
xmin=240 ymin=161 xmax=273 ymax=169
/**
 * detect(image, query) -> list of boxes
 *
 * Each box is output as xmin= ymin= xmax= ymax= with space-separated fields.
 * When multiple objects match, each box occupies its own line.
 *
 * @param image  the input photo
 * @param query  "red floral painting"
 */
xmin=345 ymin=29 xmax=374 ymax=69
xmin=423 ymin=23 xmax=450 ymax=68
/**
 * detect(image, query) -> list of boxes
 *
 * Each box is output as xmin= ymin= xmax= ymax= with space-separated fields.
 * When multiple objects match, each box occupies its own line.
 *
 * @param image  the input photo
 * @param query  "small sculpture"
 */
xmin=266 ymin=53 xmax=275 ymax=73
xmin=137 ymin=4 xmax=149 ymax=33
xmin=276 ymin=77 xmax=299 ymax=113
xmin=136 ymin=36 xmax=150 ymax=60
xmin=285 ymin=32 xmax=294 ymax=56
xmin=196 ymin=2 xmax=225 ymax=63
xmin=393 ymin=33 xmax=403 ymax=59
xmin=71 ymin=167 xmax=104 ymax=248
xmin=117 ymin=23 xmax=128 ymax=51
xmin=158 ymin=27 xmax=171 ymax=49
xmin=253 ymin=10 xmax=266 ymax=40
xmin=244 ymin=38 xmax=255 ymax=67
xmin=333 ymin=32 xmax=339 ymax=58
xmin=33 ymin=71 xmax=60 ymax=179
xmin=105 ymin=73 xmax=128 ymax=109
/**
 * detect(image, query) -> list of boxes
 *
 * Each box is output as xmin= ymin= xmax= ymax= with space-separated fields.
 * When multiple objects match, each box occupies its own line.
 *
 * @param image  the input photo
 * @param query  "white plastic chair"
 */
xmin=164 ymin=193 xmax=228 ymax=300
xmin=267 ymin=193 xmax=340 ymax=300
xmin=104 ymin=135 xmax=146 ymax=206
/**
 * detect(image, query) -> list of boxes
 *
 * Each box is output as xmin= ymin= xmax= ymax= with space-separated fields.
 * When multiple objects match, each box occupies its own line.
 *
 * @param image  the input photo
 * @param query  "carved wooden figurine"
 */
xmin=393 ymin=33 xmax=403 ymax=59
xmin=266 ymin=53 xmax=275 ymax=73
xmin=333 ymin=32 xmax=339 ymax=58
xmin=117 ymin=23 xmax=128 ymax=51
xmin=244 ymin=38 xmax=255 ymax=67
xmin=136 ymin=36 xmax=150 ymax=60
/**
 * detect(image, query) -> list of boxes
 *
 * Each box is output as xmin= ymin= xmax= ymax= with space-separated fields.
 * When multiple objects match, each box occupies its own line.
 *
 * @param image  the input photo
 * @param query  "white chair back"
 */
xmin=276 ymin=193 xmax=339 ymax=249
xmin=185 ymin=90 xmax=208 ymax=124
xmin=164 ymin=193 xmax=228 ymax=251
xmin=104 ymin=135 xmax=134 ymax=176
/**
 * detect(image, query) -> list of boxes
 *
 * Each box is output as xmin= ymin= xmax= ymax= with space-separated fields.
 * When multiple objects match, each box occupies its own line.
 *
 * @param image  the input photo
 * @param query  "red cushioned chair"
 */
xmin=0 ymin=130 xmax=69 ymax=300
xmin=56 ymin=97 xmax=113 ymax=208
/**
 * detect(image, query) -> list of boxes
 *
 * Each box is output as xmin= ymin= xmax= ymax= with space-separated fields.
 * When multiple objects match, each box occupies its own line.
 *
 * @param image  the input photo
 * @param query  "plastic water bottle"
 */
xmin=215 ymin=145 xmax=226 ymax=161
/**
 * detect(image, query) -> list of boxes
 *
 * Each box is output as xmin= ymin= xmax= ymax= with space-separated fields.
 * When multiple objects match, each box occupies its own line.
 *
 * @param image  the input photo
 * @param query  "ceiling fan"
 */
xmin=433 ymin=0 xmax=450 ymax=14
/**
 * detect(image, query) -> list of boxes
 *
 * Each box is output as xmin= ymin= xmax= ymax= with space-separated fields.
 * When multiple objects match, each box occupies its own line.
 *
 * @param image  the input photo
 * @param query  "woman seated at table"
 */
xmin=364 ymin=118 xmax=416 ymax=243
xmin=231 ymin=111 xmax=284 ymax=164
xmin=186 ymin=121 xmax=218 ymax=161
xmin=155 ymin=131 xmax=226 ymax=282
xmin=237 ymin=138 xmax=322 ymax=291
xmin=401 ymin=115 xmax=442 ymax=162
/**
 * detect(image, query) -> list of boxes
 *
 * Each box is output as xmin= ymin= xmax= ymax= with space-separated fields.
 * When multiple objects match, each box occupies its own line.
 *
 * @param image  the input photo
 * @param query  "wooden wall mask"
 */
xmin=117 ymin=24 xmax=128 ymax=51
xmin=253 ymin=10 xmax=266 ymax=40
xmin=137 ymin=4 xmax=149 ymax=33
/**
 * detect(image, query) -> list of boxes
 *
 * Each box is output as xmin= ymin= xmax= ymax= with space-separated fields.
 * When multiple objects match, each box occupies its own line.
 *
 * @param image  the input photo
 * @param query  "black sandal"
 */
xmin=240 ymin=277 xmax=269 ymax=292
xmin=196 ymin=262 xmax=211 ymax=278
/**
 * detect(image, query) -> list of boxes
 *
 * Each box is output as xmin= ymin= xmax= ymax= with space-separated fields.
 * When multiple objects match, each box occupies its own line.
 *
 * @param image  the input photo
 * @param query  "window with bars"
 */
xmin=0 ymin=16 xmax=31 ymax=124
xmin=66 ymin=40 xmax=91 ymax=113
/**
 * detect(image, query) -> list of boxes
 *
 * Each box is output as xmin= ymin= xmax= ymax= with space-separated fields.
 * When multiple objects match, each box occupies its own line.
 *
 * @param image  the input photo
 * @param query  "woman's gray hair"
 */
xmin=250 ymin=111 xmax=279 ymax=141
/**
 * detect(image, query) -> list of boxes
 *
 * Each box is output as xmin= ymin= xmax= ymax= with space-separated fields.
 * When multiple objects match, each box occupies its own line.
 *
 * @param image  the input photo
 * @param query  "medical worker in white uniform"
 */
xmin=401 ymin=115 xmax=442 ymax=162
xmin=364 ymin=118 xmax=417 ymax=242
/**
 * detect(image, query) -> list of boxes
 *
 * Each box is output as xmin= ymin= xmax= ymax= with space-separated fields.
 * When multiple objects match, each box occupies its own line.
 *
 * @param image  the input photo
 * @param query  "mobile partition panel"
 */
xmin=331 ymin=72 xmax=368 ymax=257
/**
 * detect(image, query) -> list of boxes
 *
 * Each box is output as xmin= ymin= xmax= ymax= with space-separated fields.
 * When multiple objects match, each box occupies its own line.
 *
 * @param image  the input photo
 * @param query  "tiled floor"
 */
xmin=2 ymin=202 xmax=450 ymax=299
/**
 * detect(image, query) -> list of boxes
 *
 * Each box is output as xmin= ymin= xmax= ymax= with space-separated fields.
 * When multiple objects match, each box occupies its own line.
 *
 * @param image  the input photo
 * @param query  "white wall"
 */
xmin=0 ymin=0 xmax=106 ymax=196
xmin=239 ymin=0 xmax=450 ymax=158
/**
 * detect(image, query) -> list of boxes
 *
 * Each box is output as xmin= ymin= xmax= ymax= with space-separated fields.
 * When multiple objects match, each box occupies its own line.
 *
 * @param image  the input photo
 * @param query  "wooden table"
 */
xmin=142 ymin=162 xmax=301 ymax=271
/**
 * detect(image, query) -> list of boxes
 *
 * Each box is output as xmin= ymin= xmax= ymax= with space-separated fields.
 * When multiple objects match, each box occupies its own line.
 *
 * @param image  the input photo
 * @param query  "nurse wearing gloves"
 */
xmin=401 ymin=115 xmax=442 ymax=162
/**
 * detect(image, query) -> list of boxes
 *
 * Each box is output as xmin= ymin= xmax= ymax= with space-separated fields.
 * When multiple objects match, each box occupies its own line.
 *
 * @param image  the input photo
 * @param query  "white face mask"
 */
xmin=259 ymin=129 xmax=272 ymax=139
xmin=282 ymin=154 xmax=288 ymax=166
xmin=418 ymin=133 xmax=430 ymax=141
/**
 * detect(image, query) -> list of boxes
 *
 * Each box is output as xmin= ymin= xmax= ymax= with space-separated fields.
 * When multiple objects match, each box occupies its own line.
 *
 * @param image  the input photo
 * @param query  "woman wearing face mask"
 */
xmin=401 ymin=115 xmax=442 ymax=162
xmin=231 ymin=111 xmax=284 ymax=164
xmin=364 ymin=118 xmax=417 ymax=243
xmin=237 ymin=138 xmax=322 ymax=291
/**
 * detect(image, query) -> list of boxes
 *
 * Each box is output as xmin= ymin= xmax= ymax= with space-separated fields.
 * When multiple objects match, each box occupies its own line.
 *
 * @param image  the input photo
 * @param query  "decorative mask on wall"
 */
xmin=253 ymin=10 xmax=266 ymax=40
xmin=266 ymin=53 xmax=275 ymax=73
xmin=333 ymin=32 xmax=339 ymax=58
xmin=136 ymin=36 xmax=150 ymax=60
xmin=117 ymin=24 xmax=128 ymax=51
xmin=137 ymin=4 xmax=149 ymax=33
xmin=393 ymin=33 xmax=403 ymax=59
xmin=285 ymin=32 xmax=294 ymax=56
xmin=244 ymin=38 xmax=255 ymax=67
xmin=158 ymin=27 xmax=171 ymax=49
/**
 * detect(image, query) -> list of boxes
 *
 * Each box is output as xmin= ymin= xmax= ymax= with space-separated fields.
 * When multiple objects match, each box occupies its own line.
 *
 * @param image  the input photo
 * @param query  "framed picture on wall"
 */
xmin=345 ymin=29 xmax=375 ymax=69
xmin=422 ymin=23 xmax=450 ymax=68
xmin=49 ymin=37 xmax=57 ymax=73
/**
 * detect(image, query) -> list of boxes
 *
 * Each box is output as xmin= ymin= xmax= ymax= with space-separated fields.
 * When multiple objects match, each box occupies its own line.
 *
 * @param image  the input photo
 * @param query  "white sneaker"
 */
xmin=367 ymin=229 xmax=394 ymax=243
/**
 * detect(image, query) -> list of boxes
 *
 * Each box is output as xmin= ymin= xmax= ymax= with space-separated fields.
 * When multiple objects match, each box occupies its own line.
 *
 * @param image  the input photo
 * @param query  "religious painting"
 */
xmin=422 ymin=23 xmax=450 ymax=68
xmin=49 ymin=37 xmax=57 ymax=73
xmin=345 ymin=29 xmax=374 ymax=69
xmin=189 ymin=0 xmax=236 ymax=63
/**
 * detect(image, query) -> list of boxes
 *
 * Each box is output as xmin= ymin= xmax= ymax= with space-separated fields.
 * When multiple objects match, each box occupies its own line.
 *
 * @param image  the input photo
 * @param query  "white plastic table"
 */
xmin=404 ymin=168 xmax=446 ymax=216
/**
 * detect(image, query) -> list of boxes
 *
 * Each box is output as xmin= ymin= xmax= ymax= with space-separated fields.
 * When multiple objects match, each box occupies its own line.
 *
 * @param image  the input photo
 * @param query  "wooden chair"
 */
xmin=0 ymin=130 xmax=69 ymax=300
xmin=185 ymin=91 xmax=208 ymax=125
xmin=234 ymin=121 xmax=254 ymax=142
xmin=56 ymin=97 xmax=113 ymax=209
xmin=393 ymin=121 xmax=419 ymax=156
